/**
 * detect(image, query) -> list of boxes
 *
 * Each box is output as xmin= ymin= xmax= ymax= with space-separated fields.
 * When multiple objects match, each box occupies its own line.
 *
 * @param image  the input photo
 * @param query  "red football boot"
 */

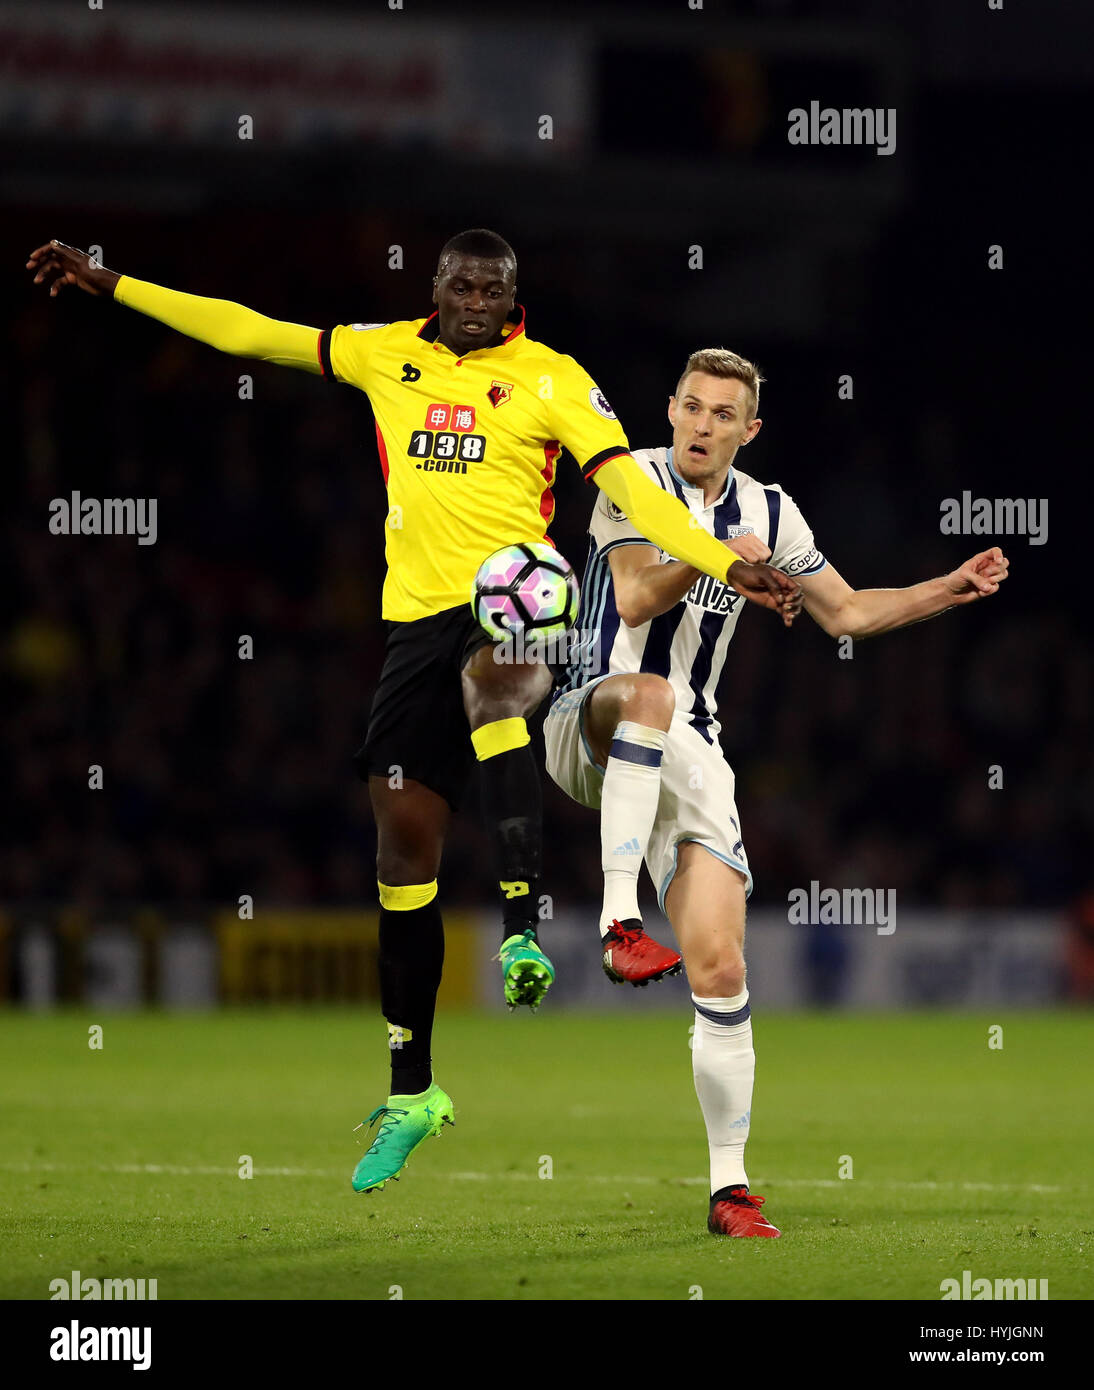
xmin=708 ymin=1187 xmax=781 ymax=1237
xmin=601 ymin=919 xmax=682 ymax=986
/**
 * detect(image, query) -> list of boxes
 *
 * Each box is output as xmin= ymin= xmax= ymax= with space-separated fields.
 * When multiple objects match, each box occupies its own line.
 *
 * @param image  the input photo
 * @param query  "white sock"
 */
xmin=599 ymin=722 xmax=668 ymax=935
xmin=691 ymin=990 xmax=755 ymax=1195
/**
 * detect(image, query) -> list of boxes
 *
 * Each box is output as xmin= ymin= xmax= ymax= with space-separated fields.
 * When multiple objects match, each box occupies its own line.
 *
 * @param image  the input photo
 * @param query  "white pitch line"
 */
xmin=0 ymin=1161 xmax=1061 ymax=1193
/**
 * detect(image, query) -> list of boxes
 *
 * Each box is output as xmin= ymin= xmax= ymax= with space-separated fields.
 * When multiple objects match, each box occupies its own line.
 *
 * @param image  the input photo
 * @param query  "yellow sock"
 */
xmin=471 ymin=716 xmax=529 ymax=762
xmin=377 ymin=880 xmax=438 ymax=911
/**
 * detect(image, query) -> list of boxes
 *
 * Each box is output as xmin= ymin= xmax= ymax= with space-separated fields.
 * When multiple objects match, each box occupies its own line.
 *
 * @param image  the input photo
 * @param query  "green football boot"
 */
xmin=351 ymin=1082 xmax=455 ymax=1193
xmin=498 ymin=929 xmax=555 ymax=1010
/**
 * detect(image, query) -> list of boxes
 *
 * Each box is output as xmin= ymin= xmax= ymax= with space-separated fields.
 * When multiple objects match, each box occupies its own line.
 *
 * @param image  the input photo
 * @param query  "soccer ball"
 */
xmin=471 ymin=542 xmax=579 ymax=641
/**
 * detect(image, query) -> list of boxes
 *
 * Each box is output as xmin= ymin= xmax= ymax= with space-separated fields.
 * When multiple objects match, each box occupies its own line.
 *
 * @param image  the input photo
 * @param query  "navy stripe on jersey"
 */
xmin=764 ymin=487 xmax=781 ymax=554
xmin=685 ymin=477 xmax=743 ymax=741
xmin=553 ymin=536 xmax=622 ymax=701
xmin=662 ymin=456 xmax=687 ymax=502
xmin=552 ymin=536 xmax=597 ymax=701
xmin=686 ymin=614 xmax=721 ymax=745
xmin=716 ymin=477 xmax=742 ymax=536
xmin=584 ymin=541 xmax=612 ymax=684
xmin=640 ymin=604 xmax=687 ymax=679
xmin=645 ymin=456 xmax=672 ymax=500
xmin=595 ymin=561 xmax=624 ymax=687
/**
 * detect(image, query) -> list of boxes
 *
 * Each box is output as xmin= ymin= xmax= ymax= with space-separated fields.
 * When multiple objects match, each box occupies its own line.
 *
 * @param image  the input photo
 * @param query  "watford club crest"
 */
xmin=487 ymin=380 xmax=513 ymax=408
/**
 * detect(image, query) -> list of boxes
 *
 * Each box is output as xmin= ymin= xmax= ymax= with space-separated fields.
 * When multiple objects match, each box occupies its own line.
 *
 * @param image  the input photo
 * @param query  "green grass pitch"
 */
xmin=2 ymin=1009 xmax=1090 ymax=1300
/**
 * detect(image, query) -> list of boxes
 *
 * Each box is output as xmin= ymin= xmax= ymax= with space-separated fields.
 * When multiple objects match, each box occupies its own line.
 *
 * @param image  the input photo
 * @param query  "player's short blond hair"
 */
xmin=675 ymin=348 xmax=764 ymax=419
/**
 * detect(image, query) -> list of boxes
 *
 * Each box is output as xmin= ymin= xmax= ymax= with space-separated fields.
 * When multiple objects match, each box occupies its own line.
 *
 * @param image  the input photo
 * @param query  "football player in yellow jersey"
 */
xmin=27 ymin=229 xmax=802 ymax=1194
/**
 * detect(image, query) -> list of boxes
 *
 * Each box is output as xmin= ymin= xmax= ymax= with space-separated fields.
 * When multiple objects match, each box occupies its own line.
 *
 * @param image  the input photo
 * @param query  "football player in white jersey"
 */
xmin=543 ymin=347 xmax=1009 ymax=1237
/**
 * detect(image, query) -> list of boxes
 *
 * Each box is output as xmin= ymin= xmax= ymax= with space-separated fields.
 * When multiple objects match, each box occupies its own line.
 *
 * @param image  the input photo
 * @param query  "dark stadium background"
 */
xmin=1 ymin=0 xmax=1089 ymax=1004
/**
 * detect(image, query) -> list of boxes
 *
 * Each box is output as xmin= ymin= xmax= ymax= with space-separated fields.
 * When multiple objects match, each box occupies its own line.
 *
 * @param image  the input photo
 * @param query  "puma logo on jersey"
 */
xmin=401 ymin=363 xmax=422 ymax=382
xmin=500 ymin=880 xmax=530 ymax=899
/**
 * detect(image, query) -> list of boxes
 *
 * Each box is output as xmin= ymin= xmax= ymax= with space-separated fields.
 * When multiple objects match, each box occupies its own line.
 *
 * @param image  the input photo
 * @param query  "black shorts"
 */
xmin=354 ymin=605 xmax=493 ymax=811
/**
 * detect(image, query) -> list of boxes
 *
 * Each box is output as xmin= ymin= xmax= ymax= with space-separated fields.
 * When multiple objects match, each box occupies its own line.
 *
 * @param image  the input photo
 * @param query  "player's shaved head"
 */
xmin=431 ymin=229 xmax=518 ymax=355
xmin=437 ymin=228 xmax=516 ymax=281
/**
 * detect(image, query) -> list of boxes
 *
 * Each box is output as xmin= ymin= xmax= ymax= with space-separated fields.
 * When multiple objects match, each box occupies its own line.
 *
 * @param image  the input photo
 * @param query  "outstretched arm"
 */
xmin=27 ymin=240 xmax=323 ymax=372
xmin=799 ymin=547 xmax=1010 ymax=639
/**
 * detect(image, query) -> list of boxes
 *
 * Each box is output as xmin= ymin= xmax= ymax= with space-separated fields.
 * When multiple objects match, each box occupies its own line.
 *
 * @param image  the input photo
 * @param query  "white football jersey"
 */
xmin=552 ymin=446 xmax=826 ymax=742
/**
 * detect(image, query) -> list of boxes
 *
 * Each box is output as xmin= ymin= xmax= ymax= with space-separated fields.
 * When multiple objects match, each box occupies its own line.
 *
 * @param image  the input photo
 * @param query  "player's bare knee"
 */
xmin=513 ymin=658 xmax=553 ymax=714
xmin=463 ymin=650 xmax=551 ymax=725
xmin=376 ymin=848 xmax=437 ymax=887
xmin=690 ymin=956 xmax=746 ymax=998
xmin=375 ymin=825 xmax=442 ymax=887
xmin=620 ymin=673 xmax=675 ymax=731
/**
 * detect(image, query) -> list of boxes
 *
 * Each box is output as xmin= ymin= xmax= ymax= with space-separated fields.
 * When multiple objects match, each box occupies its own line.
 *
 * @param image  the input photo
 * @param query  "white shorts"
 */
xmin=544 ymin=676 xmax=753 ymax=911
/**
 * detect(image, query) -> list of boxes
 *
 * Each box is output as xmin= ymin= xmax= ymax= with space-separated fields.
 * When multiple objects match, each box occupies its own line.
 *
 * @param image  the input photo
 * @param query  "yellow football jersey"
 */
xmin=111 ymin=274 xmax=743 ymax=613
xmin=320 ymin=309 xmax=631 ymax=622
